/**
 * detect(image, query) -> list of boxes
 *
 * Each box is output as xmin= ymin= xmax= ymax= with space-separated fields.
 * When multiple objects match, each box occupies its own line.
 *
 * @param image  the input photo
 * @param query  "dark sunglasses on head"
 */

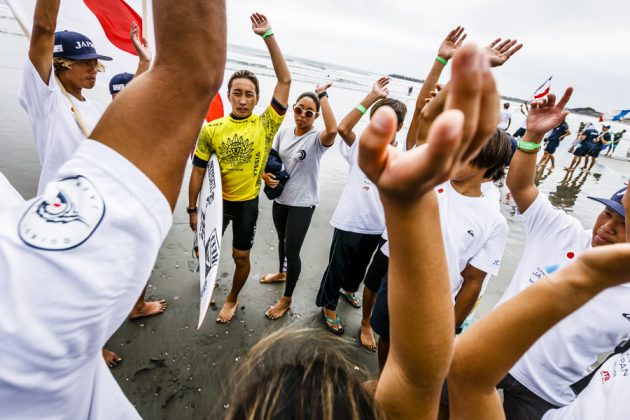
xmin=293 ymin=105 xmax=316 ymax=118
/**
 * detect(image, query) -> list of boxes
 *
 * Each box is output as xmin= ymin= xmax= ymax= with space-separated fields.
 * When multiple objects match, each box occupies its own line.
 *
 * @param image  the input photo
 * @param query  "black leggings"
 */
xmin=272 ymin=202 xmax=315 ymax=297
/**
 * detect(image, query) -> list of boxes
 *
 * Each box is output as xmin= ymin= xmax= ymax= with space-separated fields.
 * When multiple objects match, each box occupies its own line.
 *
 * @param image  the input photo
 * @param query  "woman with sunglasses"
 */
xmin=261 ymin=83 xmax=337 ymax=319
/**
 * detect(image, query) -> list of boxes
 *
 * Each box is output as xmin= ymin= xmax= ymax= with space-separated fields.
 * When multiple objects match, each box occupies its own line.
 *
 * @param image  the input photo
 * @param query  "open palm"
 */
xmin=250 ymin=13 xmax=271 ymax=36
xmin=483 ymin=38 xmax=523 ymax=68
xmin=437 ymin=26 xmax=467 ymax=61
xmin=526 ymin=88 xmax=573 ymax=138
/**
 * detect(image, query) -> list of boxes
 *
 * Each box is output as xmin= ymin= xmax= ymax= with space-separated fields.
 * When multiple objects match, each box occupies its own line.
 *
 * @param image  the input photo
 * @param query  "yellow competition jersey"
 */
xmin=194 ymin=104 xmax=285 ymax=201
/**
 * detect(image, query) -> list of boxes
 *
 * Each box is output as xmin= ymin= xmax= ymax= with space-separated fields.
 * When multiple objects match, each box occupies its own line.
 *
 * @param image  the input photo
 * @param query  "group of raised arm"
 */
xmin=4 ymin=2 xmax=630 ymax=419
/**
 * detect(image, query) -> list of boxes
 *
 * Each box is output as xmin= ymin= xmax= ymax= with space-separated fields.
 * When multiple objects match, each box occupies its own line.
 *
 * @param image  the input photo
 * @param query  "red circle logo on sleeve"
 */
xmin=19 ymin=176 xmax=105 ymax=251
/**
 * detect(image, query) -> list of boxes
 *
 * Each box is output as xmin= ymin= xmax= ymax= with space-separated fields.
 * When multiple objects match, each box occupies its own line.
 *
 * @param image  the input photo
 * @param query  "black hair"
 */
xmin=295 ymin=92 xmax=321 ymax=112
xmin=228 ymin=70 xmax=260 ymax=95
xmin=370 ymin=98 xmax=407 ymax=126
xmin=470 ymin=128 xmax=513 ymax=181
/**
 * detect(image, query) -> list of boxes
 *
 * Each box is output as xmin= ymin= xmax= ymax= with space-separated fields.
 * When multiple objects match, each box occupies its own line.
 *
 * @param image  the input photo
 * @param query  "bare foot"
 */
xmin=360 ymin=320 xmax=377 ymax=351
xmin=260 ymin=272 xmax=286 ymax=283
xmin=216 ymin=300 xmax=238 ymax=323
xmin=102 ymin=348 xmax=122 ymax=368
xmin=265 ymin=296 xmax=291 ymax=320
xmin=129 ymin=299 xmax=168 ymax=319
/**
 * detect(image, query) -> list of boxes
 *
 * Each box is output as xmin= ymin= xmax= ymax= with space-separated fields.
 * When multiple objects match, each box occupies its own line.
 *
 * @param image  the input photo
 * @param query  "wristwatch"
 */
xmin=186 ymin=206 xmax=198 ymax=214
xmin=318 ymin=91 xmax=328 ymax=99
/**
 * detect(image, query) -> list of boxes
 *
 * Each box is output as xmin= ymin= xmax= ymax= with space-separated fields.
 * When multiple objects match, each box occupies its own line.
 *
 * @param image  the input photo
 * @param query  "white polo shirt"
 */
xmin=497 ymin=192 xmax=630 ymax=406
xmin=0 ymin=140 xmax=172 ymax=419
xmin=19 ymin=59 xmax=103 ymax=195
xmin=543 ymin=348 xmax=630 ymax=420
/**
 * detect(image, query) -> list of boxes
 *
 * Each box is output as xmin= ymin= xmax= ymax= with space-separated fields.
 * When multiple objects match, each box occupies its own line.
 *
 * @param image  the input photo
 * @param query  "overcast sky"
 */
xmin=225 ymin=0 xmax=630 ymax=111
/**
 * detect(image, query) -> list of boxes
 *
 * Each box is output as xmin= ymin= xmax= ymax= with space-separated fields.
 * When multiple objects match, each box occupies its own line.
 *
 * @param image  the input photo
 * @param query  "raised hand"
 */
xmin=525 ymin=88 xmax=573 ymax=140
xmin=483 ymin=38 xmax=523 ymax=68
xmin=315 ymin=82 xmax=332 ymax=95
xmin=359 ymin=45 xmax=497 ymax=200
xmin=371 ymin=76 xmax=390 ymax=99
xmin=250 ymin=12 xmax=271 ymax=36
xmin=437 ymin=26 xmax=467 ymax=61
xmin=130 ymin=22 xmax=151 ymax=62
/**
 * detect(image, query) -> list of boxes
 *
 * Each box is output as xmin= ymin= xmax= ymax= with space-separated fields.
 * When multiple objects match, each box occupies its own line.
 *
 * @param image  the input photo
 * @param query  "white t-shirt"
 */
xmin=543 ymin=349 xmax=630 ymax=420
xmin=498 ymin=110 xmax=512 ymax=130
xmin=497 ymin=192 xmax=630 ymax=406
xmin=0 ymin=140 xmax=172 ymax=419
xmin=381 ymin=181 xmax=508 ymax=297
xmin=19 ymin=59 xmax=103 ymax=195
xmin=272 ymin=127 xmax=329 ymax=207
xmin=330 ymin=140 xmax=385 ymax=235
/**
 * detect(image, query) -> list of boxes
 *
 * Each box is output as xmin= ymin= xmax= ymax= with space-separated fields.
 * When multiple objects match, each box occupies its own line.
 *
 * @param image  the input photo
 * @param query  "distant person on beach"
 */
xmin=315 ymin=76 xmax=405 ymax=336
xmin=565 ymin=123 xmax=599 ymax=171
xmin=223 ymin=46 xmax=630 ymax=420
xmin=188 ymin=12 xmax=291 ymax=324
xmin=605 ymin=129 xmax=626 ymax=157
xmin=18 ymin=2 xmax=164 ymax=369
xmin=537 ymin=120 xmax=570 ymax=168
xmin=0 ymin=0 xmax=226 ymax=416
xmin=582 ymin=124 xmax=611 ymax=172
xmin=513 ymin=103 xmax=529 ymax=138
xmin=567 ymin=121 xmax=587 ymax=153
xmin=489 ymin=87 xmax=630 ymax=419
xmin=259 ymin=83 xmax=337 ymax=320
xmin=498 ymin=102 xmax=512 ymax=130
xmin=408 ymin=85 xmax=413 ymax=95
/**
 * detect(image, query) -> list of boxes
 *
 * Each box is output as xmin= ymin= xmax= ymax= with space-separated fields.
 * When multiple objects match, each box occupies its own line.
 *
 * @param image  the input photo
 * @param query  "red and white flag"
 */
xmin=531 ymin=76 xmax=552 ymax=100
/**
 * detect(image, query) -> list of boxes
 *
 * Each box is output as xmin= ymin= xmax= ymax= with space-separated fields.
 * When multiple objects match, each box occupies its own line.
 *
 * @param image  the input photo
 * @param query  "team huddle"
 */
xmin=0 ymin=1 xmax=629 ymax=419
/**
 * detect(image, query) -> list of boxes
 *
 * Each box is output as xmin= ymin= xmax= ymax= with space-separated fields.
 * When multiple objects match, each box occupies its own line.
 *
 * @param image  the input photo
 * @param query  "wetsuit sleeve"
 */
xmin=192 ymin=124 xmax=213 ymax=168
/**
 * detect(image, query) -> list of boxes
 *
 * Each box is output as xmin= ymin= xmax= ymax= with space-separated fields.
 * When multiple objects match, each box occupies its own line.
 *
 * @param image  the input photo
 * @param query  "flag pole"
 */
xmin=6 ymin=3 xmax=32 ymax=40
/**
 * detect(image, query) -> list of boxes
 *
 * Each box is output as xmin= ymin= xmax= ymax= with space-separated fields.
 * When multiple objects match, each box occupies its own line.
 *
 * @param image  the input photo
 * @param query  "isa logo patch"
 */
xmin=18 ymin=176 xmax=105 ymax=250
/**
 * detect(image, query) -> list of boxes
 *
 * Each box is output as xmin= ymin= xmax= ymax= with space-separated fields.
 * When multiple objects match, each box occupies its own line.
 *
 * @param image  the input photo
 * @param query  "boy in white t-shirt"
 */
xmin=0 ymin=0 xmax=226 ymax=417
xmin=315 ymin=77 xmax=407 ymax=336
xmin=492 ymin=87 xmax=630 ymax=420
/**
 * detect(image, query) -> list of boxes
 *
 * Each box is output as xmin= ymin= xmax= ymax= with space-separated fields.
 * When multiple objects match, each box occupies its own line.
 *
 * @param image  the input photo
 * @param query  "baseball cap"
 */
xmin=53 ymin=31 xmax=112 ymax=61
xmin=603 ymin=124 xmax=611 ymax=129
xmin=109 ymin=73 xmax=134 ymax=95
xmin=588 ymin=187 xmax=627 ymax=218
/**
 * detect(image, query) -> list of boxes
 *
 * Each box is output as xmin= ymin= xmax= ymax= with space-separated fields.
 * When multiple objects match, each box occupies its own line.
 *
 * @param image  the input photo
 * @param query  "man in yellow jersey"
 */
xmin=188 ymin=12 xmax=291 ymax=323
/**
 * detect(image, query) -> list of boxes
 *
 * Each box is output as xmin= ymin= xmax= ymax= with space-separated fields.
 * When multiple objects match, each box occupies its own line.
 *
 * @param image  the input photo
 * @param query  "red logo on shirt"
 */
xmin=600 ymin=370 xmax=611 ymax=382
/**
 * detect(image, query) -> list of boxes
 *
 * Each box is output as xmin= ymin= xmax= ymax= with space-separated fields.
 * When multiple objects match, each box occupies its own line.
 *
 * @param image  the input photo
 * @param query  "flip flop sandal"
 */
xmin=340 ymin=290 xmax=361 ymax=308
xmin=322 ymin=310 xmax=345 ymax=335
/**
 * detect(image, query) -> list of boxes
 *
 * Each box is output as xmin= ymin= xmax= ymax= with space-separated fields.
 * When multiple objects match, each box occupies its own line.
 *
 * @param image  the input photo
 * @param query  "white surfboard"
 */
xmin=197 ymin=154 xmax=223 ymax=329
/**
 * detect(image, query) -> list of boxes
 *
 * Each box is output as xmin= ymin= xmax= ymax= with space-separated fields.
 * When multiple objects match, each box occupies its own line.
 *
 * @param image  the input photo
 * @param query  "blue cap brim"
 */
xmin=62 ymin=53 xmax=113 ymax=61
xmin=587 ymin=196 xmax=625 ymax=218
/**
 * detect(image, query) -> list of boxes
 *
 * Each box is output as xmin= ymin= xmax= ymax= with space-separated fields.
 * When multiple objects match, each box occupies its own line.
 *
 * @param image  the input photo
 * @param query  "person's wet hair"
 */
xmin=371 ymin=98 xmax=407 ymax=126
xmin=470 ymin=128 xmax=512 ymax=181
xmin=228 ymin=70 xmax=260 ymax=95
xmin=224 ymin=328 xmax=385 ymax=420
xmin=295 ymin=91 xmax=321 ymax=112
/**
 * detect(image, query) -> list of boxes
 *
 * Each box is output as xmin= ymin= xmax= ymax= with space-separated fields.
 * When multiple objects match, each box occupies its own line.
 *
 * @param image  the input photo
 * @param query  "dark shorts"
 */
xmin=544 ymin=139 xmax=560 ymax=154
xmin=512 ymin=127 xmax=526 ymax=138
xmin=370 ymin=273 xmax=390 ymax=341
xmin=588 ymin=145 xmax=603 ymax=158
xmin=364 ymin=242 xmax=389 ymax=293
xmin=222 ymin=197 xmax=259 ymax=251
xmin=439 ymin=374 xmax=559 ymax=420
xmin=573 ymin=143 xmax=591 ymax=157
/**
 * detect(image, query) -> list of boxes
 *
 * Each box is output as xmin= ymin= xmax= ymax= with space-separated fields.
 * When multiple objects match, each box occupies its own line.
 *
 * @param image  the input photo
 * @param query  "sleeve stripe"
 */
xmin=271 ymin=97 xmax=288 ymax=116
xmin=192 ymin=154 xmax=209 ymax=168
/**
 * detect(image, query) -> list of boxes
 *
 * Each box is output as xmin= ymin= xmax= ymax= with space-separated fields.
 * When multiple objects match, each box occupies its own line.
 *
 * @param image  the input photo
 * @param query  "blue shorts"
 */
xmin=544 ymin=140 xmax=560 ymax=154
xmin=573 ymin=143 xmax=591 ymax=157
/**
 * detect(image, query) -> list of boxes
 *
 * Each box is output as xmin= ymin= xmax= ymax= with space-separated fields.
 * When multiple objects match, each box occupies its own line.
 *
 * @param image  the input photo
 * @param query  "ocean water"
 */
xmin=2 ymin=4 xmax=629 ymax=316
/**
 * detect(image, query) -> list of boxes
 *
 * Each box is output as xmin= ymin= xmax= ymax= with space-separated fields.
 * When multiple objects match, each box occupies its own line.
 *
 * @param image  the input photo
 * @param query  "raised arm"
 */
xmin=29 ymin=0 xmax=61 ymax=82
xmin=337 ymin=77 xmax=389 ymax=146
xmin=454 ymin=265 xmax=487 ymax=328
xmin=448 ymin=241 xmax=630 ymax=420
xmin=90 ymin=0 xmax=226 ymax=208
xmin=358 ymin=45 xmax=497 ymax=420
xmin=314 ymin=82 xmax=337 ymax=146
xmin=130 ymin=22 xmax=151 ymax=77
xmin=506 ymin=88 xmax=573 ymax=213
xmin=251 ymin=13 xmax=291 ymax=107
xmin=406 ymin=26 xmax=466 ymax=150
